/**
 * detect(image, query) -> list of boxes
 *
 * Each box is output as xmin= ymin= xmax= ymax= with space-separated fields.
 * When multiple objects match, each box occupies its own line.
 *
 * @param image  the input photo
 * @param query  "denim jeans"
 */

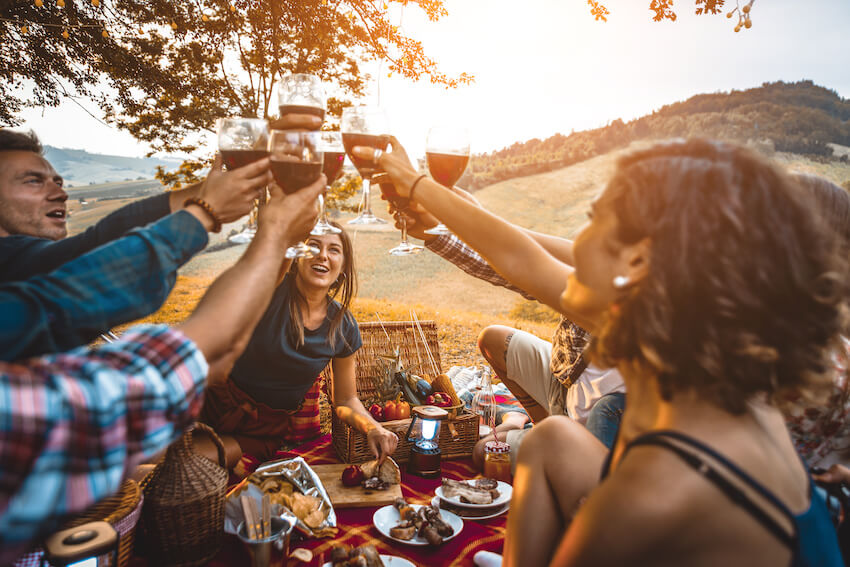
xmin=585 ymin=392 xmax=626 ymax=449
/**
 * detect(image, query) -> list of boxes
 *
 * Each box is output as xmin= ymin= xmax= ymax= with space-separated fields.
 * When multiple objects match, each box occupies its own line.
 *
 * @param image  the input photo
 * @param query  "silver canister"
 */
xmin=237 ymin=516 xmax=294 ymax=567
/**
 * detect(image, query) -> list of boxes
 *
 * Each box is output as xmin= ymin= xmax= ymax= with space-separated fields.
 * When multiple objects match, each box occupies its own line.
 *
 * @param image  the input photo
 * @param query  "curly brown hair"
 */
xmin=590 ymin=139 xmax=848 ymax=413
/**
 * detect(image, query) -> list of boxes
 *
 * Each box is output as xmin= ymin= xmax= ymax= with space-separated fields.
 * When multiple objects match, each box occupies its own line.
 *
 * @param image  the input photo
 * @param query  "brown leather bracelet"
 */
xmin=408 ymin=174 xmax=428 ymax=203
xmin=183 ymin=197 xmax=223 ymax=233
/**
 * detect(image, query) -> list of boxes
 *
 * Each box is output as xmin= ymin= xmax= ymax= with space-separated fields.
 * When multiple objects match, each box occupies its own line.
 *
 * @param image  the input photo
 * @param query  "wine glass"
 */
xmin=341 ymin=106 xmax=389 ymax=225
xmin=268 ymin=130 xmax=324 ymax=258
xmin=312 ymin=132 xmax=345 ymax=236
xmin=277 ymin=74 xmax=326 ymax=122
xmin=384 ymin=184 xmax=424 ymax=256
xmin=425 ymin=125 xmax=471 ymax=236
xmin=218 ymin=117 xmax=270 ymax=244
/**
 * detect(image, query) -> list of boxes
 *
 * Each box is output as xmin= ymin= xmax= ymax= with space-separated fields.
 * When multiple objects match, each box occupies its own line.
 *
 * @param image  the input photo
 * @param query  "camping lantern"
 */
xmin=43 ymin=521 xmax=118 ymax=567
xmin=405 ymin=405 xmax=449 ymax=478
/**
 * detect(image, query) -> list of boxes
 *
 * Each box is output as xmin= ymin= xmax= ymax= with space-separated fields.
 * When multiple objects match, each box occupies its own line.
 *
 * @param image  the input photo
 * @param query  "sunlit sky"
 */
xmin=16 ymin=0 xmax=850 ymax=161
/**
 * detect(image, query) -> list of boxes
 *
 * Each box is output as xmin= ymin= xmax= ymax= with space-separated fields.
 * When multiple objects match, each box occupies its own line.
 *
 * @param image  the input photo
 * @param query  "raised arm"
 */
xmin=177 ymin=175 xmax=323 ymax=370
xmin=354 ymin=142 xmax=591 ymax=327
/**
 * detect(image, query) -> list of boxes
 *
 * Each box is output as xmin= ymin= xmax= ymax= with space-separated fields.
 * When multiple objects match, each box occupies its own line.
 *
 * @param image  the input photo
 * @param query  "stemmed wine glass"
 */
xmin=278 ymin=73 xmax=326 ymax=122
xmin=268 ymin=130 xmax=324 ymax=258
xmin=425 ymin=125 xmax=471 ymax=236
xmin=341 ymin=106 xmax=389 ymax=225
xmin=385 ymin=183 xmax=424 ymax=256
xmin=312 ymin=132 xmax=345 ymax=236
xmin=218 ymin=117 xmax=270 ymax=244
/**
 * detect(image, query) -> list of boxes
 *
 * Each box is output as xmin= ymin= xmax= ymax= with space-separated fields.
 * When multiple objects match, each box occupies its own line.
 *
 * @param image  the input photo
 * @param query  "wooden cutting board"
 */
xmin=312 ymin=464 xmax=403 ymax=509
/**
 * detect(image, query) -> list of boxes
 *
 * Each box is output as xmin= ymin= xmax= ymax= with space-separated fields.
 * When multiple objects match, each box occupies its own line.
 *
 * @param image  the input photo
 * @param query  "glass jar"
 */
xmin=483 ymin=440 xmax=512 ymax=483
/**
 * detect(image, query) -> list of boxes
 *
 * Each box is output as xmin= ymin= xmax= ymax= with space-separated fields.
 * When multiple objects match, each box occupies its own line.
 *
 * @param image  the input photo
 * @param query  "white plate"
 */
xmin=372 ymin=504 xmax=463 ymax=546
xmin=430 ymin=496 xmax=508 ymax=521
xmin=434 ymin=480 xmax=512 ymax=509
xmin=323 ymin=554 xmax=415 ymax=567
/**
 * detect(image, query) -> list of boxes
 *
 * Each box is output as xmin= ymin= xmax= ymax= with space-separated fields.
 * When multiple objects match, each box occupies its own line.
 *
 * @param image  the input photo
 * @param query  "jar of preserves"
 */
xmin=483 ymin=440 xmax=512 ymax=483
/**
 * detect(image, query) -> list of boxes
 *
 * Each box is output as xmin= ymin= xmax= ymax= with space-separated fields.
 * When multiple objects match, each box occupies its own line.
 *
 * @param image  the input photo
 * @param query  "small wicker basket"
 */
xmin=13 ymin=480 xmax=143 ymax=567
xmin=138 ymin=423 xmax=228 ymax=567
xmin=329 ymin=320 xmax=479 ymax=463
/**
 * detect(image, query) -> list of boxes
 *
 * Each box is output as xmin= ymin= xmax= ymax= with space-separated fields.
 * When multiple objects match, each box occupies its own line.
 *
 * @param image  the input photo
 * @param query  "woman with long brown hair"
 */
xmin=355 ymin=139 xmax=845 ymax=566
xmin=202 ymin=223 xmax=398 ymax=464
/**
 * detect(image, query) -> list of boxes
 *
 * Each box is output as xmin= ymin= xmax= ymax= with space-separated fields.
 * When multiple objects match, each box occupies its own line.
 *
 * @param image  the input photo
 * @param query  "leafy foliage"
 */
xmin=460 ymin=81 xmax=850 ymax=190
xmin=589 ymin=0 xmax=755 ymax=31
xmin=0 ymin=0 xmax=471 ymax=153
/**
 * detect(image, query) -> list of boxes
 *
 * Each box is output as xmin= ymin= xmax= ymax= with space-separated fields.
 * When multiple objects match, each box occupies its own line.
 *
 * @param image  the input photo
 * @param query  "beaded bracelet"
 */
xmin=408 ymin=174 xmax=428 ymax=203
xmin=183 ymin=197 xmax=223 ymax=233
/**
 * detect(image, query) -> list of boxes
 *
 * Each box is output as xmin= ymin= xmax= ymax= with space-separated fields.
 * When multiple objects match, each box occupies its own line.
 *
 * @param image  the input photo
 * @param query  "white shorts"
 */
xmin=504 ymin=330 xmax=567 ymax=416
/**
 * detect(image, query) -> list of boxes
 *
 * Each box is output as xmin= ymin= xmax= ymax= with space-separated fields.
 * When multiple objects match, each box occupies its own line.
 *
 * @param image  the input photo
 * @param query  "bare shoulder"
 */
xmin=551 ymin=444 xmax=713 ymax=567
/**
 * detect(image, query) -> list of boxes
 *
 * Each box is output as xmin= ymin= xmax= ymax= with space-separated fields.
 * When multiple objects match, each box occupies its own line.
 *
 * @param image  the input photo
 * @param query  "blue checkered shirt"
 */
xmin=0 ymin=210 xmax=208 ymax=361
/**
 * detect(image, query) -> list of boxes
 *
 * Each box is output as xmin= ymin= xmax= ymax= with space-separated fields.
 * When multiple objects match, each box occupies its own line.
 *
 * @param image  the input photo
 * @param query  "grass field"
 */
xmin=81 ymin=143 xmax=850 ymax=363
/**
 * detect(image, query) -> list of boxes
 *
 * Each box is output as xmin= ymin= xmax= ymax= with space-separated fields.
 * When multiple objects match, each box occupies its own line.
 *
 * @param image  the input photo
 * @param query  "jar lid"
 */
xmin=484 ymin=440 xmax=510 ymax=453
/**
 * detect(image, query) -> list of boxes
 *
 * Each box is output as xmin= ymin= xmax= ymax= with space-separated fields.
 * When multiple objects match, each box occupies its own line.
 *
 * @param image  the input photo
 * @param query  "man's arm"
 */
xmin=0 ymin=210 xmax=209 ymax=361
xmin=0 ymin=157 xmax=271 ymax=283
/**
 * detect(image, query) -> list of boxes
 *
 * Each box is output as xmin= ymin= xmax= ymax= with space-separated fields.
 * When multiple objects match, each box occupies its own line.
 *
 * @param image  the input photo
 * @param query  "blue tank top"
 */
xmin=601 ymin=430 xmax=843 ymax=567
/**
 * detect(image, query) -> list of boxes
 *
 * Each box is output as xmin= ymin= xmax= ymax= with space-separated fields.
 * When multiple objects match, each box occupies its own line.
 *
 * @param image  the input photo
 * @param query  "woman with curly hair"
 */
xmin=354 ymin=139 xmax=845 ymax=566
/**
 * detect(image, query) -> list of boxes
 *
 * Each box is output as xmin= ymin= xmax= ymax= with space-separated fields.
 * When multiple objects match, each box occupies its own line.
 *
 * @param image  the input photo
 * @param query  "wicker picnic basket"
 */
xmin=137 ymin=423 xmax=228 ymax=567
xmin=329 ymin=320 xmax=479 ymax=463
xmin=13 ymin=480 xmax=143 ymax=567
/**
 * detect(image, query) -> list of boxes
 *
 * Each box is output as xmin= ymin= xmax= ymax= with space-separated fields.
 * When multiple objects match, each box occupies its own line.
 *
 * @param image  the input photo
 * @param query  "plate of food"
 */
xmin=435 ymin=478 xmax=512 ymax=509
xmin=373 ymin=499 xmax=463 ymax=546
xmin=430 ymin=496 xmax=509 ymax=520
xmin=322 ymin=544 xmax=415 ymax=567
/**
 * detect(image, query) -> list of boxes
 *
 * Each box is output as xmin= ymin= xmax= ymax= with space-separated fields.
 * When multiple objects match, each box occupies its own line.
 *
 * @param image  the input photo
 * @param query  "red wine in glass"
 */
xmin=270 ymin=158 xmax=323 ymax=194
xmin=221 ymin=149 xmax=269 ymax=171
xmin=279 ymin=104 xmax=325 ymax=122
xmin=342 ymin=133 xmax=389 ymax=180
xmin=426 ymin=152 xmax=469 ymax=187
xmin=322 ymin=151 xmax=345 ymax=184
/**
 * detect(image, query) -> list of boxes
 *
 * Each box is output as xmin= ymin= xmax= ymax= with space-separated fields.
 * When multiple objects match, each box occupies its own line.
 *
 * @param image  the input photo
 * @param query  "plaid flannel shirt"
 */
xmin=426 ymin=234 xmax=591 ymax=387
xmin=0 ymin=324 xmax=207 ymax=563
xmin=0 ymin=210 xmax=208 ymax=361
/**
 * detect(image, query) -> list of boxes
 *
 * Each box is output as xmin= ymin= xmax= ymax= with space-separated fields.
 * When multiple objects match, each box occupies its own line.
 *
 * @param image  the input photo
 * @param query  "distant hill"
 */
xmin=44 ymin=145 xmax=182 ymax=187
xmin=462 ymin=80 xmax=850 ymax=190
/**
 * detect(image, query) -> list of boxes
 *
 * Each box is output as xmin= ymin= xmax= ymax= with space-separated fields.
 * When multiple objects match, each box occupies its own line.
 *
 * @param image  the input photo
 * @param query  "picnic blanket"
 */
xmin=210 ymin=434 xmax=507 ymax=566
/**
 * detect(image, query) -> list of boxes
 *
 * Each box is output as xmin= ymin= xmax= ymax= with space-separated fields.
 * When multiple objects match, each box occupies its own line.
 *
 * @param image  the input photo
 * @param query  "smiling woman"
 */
xmin=201 ymin=222 xmax=400 ymax=467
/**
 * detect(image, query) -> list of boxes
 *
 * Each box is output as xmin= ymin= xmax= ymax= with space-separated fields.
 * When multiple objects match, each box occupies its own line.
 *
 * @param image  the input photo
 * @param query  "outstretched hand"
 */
xmin=257 ymin=175 xmax=324 ymax=246
xmin=367 ymin=426 xmax=399 ymax=465
xmin=351 ymin=136 xmax=419 ymax=198
xmin=199 ymin=154 xmax=272 ymax=224
xmin=269 ymin=113 xmax=322 ymax=132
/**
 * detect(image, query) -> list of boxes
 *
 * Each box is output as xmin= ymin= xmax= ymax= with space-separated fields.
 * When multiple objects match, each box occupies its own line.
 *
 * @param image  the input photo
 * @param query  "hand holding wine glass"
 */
xmin=312 ymin=132 xmax=345 ymax=236
xmin=341 ymin=106 xmax=390 ymax=225
xmin=217 ymin=117 xmax=271 ymax=242
xmin=197 ymin=154 xmax=272 ymax=225
xmin=268 ymin=130 xmax=325 ymax=258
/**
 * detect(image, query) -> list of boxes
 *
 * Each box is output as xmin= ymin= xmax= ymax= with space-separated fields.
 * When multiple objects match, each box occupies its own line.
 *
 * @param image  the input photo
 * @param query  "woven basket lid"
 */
xmin=144 ymin=423 xmax=227 ymax=502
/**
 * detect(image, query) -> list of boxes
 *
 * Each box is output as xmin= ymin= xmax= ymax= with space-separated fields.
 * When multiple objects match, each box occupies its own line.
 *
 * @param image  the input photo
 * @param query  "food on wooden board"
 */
xmin=339 ymin=457 xmax=400 ymax=491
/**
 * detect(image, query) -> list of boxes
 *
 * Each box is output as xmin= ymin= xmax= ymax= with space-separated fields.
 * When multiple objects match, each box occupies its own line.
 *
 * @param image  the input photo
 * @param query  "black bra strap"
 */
xmin=624 ymin=431 xmax=797 ymax=549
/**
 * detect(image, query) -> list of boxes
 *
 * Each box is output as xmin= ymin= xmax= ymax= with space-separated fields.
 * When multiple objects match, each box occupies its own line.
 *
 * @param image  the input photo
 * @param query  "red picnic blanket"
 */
xmin=212 ymin=434 xmax=506 ymax=566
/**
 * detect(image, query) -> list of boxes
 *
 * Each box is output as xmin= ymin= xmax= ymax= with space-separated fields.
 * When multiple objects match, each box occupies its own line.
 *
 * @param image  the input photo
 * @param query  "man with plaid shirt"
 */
xmin=0 ymin=171 xmax=323 ymax=562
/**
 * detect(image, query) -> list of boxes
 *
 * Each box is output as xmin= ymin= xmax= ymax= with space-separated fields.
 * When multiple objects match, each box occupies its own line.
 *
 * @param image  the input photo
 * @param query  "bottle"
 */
xmin=483 ymin=440 xmax=512 ymax=483
xmin=471 ymin=367 xmax=495 ymax=438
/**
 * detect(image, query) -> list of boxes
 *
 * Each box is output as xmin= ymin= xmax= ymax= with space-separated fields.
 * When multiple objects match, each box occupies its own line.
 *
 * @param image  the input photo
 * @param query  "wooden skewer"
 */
xmin=262 ymin=493 xmax=271 ymax=538
xmin=241 ymin=494 xmax=257 ymax=540
xmin=250 ymin=497 xmax=262 ymax=539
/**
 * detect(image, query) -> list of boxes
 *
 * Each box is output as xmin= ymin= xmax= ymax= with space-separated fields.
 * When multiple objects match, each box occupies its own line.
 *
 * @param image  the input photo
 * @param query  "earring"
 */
xmin=612 ymin=275 xmax=630 ymax=289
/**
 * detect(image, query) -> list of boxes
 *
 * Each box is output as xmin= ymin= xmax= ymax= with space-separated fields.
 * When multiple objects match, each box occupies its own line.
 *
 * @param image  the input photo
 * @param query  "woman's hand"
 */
xmin=352 ymin=136 xmax=420 ymax=198
xmin=366 ymin=425 xmax=399 ymax=465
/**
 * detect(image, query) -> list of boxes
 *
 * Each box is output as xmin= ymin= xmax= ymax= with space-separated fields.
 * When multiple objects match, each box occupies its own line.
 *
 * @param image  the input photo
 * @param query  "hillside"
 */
xmin=461 ymin=81 xmax=850 ymax=190
xmin=44 ymin=145 xmax=181 ymax=187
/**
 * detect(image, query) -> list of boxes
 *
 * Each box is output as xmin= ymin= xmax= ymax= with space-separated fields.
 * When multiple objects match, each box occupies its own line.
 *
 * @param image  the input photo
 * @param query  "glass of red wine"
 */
xmin=217 ymin=117 xmax=270 ymax=243
xmin=341 ymin=106 xmax=389 ymax=225
xmin=278 ymin=74 xmax=326 ymax=122
xmin=268 ymin=130 xmax=324 ymax=258
xmin=425 ymin=125 xmax=470 ymax=235
xmin=312 ymin=132 xmax=345 ymax=236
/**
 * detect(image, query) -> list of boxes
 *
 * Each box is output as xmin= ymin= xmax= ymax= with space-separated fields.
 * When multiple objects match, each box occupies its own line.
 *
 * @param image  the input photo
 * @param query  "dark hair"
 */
xmin=793 ymin=173 xmax=850 ymax=247
xmin=0 ymin=129 xmax=43 ymax=154
xmin=284 ymin=222 xmax=358 ymax=350
xmin=590 ymin=139 xmax=847 ymax=413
